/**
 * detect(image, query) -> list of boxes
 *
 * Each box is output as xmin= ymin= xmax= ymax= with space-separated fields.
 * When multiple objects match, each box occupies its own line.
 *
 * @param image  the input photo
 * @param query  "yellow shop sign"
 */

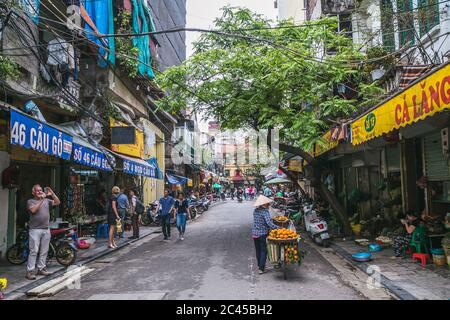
xmin=110 ymin=118 xmax=144 ymax=158
xmin=314 ymin=130 xmax=339 ymax=157
xmin=352 ymin=62 xmax=450 ymax=145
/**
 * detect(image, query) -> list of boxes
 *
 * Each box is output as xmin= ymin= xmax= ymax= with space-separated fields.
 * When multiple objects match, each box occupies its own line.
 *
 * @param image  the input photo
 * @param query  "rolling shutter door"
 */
xmin=423 ymin=132 xmax=450 ymax=181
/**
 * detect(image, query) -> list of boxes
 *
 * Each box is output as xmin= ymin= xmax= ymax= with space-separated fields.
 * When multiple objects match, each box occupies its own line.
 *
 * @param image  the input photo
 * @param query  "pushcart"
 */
xmin=267 ymin=237 xmax=303 ymax=280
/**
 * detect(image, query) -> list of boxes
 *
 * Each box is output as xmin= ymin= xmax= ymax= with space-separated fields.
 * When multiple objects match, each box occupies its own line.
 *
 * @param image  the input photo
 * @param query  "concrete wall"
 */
xmin=147 ymin=0 xmax=187 ymax=71
xmin=277 ymin=0 xmax=307 ymax=23
xmin=0 ymin=152 xmax=11 ymax=258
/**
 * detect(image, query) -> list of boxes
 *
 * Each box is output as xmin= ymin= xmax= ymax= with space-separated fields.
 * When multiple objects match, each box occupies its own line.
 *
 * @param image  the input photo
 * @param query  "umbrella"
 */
xmin=212 ymin=183 xmax=222 ymax=189
xmin=264 ymin=177 xmax=292 ymax=185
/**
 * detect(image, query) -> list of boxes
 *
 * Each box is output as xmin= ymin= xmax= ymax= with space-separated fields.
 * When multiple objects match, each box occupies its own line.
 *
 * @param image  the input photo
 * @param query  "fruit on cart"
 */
xmin=268 ymin=228 xmax=299 ymax=240
xmin=273 ymin=216 xmax=289 ymax=222
xmin=284 ymin=243 xmax=301 ymax=264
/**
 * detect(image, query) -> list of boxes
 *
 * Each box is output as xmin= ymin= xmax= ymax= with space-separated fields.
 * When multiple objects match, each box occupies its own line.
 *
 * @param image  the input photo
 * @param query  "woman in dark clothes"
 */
xmin=108 ymin=186 xmax=121 ymax=249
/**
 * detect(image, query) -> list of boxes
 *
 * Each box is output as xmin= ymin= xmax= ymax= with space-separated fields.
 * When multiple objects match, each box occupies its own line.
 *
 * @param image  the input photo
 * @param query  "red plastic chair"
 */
xmin=412 ymin=253 xmax=431 ymax=267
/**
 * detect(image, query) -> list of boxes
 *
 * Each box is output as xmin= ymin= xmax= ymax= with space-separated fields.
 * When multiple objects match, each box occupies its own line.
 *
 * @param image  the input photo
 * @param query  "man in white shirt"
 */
xmin=128 ymin=189 xmax=139 ymax=239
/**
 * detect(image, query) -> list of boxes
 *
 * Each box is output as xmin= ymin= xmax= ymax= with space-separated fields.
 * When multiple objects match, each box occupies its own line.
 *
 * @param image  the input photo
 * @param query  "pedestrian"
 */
xmin=107 ymin=186 xmax=121 ymax=249
xmin=252 ymin=195 xmax=280 ymax=274
xmin=116 ymin=188 xmax=130 ymax=238
xmin=96 ymin=188 xmax=107 ymax=215
xmin=128 ymin=189 xmax=139 ymax=239
xmin=175 ymin=192 xmax=190 ymax=241
xmin=157 ymin=189 xmax=175 ymax=241
xmin=26 ymin=184 xmax=60 ymax=280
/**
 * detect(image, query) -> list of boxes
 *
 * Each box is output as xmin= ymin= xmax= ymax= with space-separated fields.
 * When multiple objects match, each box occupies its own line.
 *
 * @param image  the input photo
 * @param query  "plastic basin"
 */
xmin=368 ymin=243 xmax=382 ymax=252
xmin=352 ymin=252 xmax=372 ymax=262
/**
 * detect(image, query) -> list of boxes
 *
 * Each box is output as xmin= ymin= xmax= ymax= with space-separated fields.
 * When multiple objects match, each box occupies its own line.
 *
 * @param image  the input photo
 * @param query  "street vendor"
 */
xmin=252 ymin=195 xmax=280 ymax=274
xmin=393 ymin=210 xmax=422 ymax=257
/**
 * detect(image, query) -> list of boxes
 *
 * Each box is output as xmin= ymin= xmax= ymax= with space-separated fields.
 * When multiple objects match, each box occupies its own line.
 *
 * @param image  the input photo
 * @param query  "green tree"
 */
xmin=157 ymin=7 xmax=380 ymax=235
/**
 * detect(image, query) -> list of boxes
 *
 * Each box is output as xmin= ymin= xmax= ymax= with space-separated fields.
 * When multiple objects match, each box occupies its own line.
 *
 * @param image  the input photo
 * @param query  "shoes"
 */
xmin=163 ymin=237 xmax=169 ymax=241
xmin=26 ymin=271 xmax=36 ymax=280
xmin=258 ymin=269 xmax=265 ymax=274
xmin=108 ymin=245 xmax=116 ymax=249
xmin=37 ymin=268 xmax=52 ymax=276
xmin=180 ymin=235 xmax=184 ymax=241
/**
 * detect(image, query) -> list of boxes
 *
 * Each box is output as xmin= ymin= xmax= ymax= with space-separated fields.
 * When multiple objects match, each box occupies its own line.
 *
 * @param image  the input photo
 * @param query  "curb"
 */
xmin=5 ymin=229 xmax=159 ymax=300
xmin=331 ymin=243 xmax=417 ymax=300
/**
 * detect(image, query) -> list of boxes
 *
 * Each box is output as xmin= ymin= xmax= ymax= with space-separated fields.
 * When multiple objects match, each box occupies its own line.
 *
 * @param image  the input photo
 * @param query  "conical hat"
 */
xmin=253 ymin=195 xmax=273 ymax=207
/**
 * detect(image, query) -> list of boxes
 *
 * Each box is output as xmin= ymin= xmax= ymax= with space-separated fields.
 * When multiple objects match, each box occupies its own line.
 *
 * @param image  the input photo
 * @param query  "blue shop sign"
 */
xmin=72 ymin=143 xmax=112 ymax=171
xmin=123 ymin=159 xmax=156 ymax=178
xmin=10 ymin=110 xmax=73 ymax=160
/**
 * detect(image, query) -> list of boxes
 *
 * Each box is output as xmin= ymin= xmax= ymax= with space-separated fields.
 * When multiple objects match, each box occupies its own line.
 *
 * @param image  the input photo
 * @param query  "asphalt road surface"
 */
xmin=41 ymin=200 xmax=364 ymax=300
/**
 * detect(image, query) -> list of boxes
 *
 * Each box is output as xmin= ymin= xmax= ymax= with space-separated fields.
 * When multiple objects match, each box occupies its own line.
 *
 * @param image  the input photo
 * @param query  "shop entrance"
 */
xmin=14 ymin=163 xmax=53 ymax=229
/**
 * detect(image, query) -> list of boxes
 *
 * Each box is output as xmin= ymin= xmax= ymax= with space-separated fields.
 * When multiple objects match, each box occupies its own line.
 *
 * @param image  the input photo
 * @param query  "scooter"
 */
xmin=141 ymin=201 xmax=161 ymax=226
xmin=303 ymin=204 xmax=330 ymax=247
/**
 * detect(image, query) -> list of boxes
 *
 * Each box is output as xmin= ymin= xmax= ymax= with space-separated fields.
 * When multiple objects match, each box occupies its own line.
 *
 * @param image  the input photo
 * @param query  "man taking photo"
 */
xmin=26 ymin=184 xmax=60 ymax=280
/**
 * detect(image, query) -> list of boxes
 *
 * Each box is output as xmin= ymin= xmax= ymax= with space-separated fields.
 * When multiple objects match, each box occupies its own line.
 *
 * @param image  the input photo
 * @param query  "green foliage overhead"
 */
xmin=0 ymin=56 xmax=20 ymax=80
xmin=157 ymin=6 xmax=379 ymax=150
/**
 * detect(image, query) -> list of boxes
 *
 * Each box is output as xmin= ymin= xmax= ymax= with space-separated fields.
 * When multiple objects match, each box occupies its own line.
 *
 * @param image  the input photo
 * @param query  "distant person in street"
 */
xmin=252 ymin=195 xmax=280 ymax=274
xmin=175 ymin=192 xmax=190 ymax=240
xmin=128 ymin=189 xmax=139 ymax=239
xmin=393 ymin=210 xmax=422 ymax=257
xmin=157 ymin=189 xmax=176 ymax=240
xmin=26 ymin=184 xmax=60 ymax=280
xmin=263 ymin=186 xmax=272 ymax=197
xmin=116 ymin=188 xmax=130 ymax=238
xmin=108 ymin=186 xmax=121 ymax=249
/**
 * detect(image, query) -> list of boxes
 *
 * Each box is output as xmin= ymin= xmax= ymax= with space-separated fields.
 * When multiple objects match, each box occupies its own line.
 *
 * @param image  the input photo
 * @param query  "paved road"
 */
xmin=42 ymin=201 xmax=364 ymax=300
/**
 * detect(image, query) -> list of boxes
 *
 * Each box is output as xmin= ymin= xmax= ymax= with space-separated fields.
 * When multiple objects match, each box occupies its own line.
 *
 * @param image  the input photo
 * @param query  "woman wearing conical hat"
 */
xmin=252 ymin=195 xmax=280 ymax=274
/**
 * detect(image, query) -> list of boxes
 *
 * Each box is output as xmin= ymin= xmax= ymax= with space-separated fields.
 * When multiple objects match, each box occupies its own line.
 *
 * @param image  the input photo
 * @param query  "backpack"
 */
xmin=135 ymin=199 xmax=145 ymax=215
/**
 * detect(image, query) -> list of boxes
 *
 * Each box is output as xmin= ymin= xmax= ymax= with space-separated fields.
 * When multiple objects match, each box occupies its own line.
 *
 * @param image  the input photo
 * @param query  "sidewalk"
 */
xmin=0 ymin=226 xmax=159 ymax=299
xmin=332 ymin=240 xmax=450 ymax=300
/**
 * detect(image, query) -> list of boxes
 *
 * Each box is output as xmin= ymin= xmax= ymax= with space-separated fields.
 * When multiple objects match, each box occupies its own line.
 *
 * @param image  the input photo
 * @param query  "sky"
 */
xmin=186 ymin=0 xmax=278 ymax=57
xmin=186 ymin=1 xmax=278 ymax=132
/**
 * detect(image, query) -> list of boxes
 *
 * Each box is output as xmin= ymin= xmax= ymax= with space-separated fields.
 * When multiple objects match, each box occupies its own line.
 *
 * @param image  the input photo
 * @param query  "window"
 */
xmin=418 ymin=0 xmax=440 ymax=36
xmin=397 ymin=0 xmax=415 ymax=46
xmin=380 ymin=0 xmax=395 ymax=52
xmin=326 ymin=14 xmax=352 ymax=54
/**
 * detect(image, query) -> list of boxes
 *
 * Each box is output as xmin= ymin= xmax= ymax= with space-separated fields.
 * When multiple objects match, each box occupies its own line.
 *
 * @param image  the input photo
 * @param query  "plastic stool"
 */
xmin=412 ymin=253 xmax=430 ymax=267
xmin=96 ymin=223 xmax=109 ymax=238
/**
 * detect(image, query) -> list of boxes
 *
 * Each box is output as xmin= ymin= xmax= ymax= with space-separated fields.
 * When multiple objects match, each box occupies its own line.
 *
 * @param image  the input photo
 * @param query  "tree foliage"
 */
xmin=157 ymin=6 xmax=380 ymax=151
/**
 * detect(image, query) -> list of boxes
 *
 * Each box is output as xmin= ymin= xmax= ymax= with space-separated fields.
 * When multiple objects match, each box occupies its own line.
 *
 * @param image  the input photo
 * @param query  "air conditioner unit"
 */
xmin=441 ymin=127 xmax=449 ymax=156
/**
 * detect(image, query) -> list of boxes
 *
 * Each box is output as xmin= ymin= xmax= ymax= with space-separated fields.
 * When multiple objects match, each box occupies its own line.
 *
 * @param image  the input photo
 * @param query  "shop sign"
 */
xmin=288 ymin=159 xmax=302 ymax=172
xmin=314 ymin=130 xmax=339 ymax=157
xmin=352 ymin=62 xmax=450 ymax=145
xmin=123 ymin=159 xmax=156 ymax=178
xmin=10 ymin=110 xmax=72 ymax=160
xmin=110 ymin=118 xmax=144 ymax=158
xmin=187 ymin=179 xmax=193 ymax=187
xmin=72 ymin=143 xmax=112 ymax=171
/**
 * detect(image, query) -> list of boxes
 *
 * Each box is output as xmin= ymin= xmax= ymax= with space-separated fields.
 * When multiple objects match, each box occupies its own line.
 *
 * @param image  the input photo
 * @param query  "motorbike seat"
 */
xmin=50 ymin=228 xmax=71 ymax=236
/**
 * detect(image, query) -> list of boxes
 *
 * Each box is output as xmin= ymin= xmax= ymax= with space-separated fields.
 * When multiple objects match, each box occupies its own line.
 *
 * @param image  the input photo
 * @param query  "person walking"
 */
xmin=107 ymin=186 xmax=121 ymax=249
xmin=26 ymin=184 xmax=60 ymax=280
xmin=175 ymin=192 xmax=190 ymax=241
xmin=128 ymin=189 xmax=139 ymax=239
xmin=116 ymin=188 xmax=130 ymax=238
xmin=252 ymin=195 xmax=280 ymax=274
xmin=157 ymin=189 xmax=175 ymax=241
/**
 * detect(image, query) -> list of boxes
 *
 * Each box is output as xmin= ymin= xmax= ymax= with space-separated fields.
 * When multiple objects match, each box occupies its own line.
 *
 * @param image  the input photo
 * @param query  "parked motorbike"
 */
xmin=303 ymin=203 xmax=331 ymax=247
xmin=141 ymin=201 xmax=161 ymax=226
xmin=6 ymin=225 xmax=77 ymax=266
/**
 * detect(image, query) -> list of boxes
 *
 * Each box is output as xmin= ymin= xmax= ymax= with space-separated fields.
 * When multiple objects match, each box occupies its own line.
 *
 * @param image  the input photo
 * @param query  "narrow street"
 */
xmin=38 ymin=201 xmax=379 ymax=300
